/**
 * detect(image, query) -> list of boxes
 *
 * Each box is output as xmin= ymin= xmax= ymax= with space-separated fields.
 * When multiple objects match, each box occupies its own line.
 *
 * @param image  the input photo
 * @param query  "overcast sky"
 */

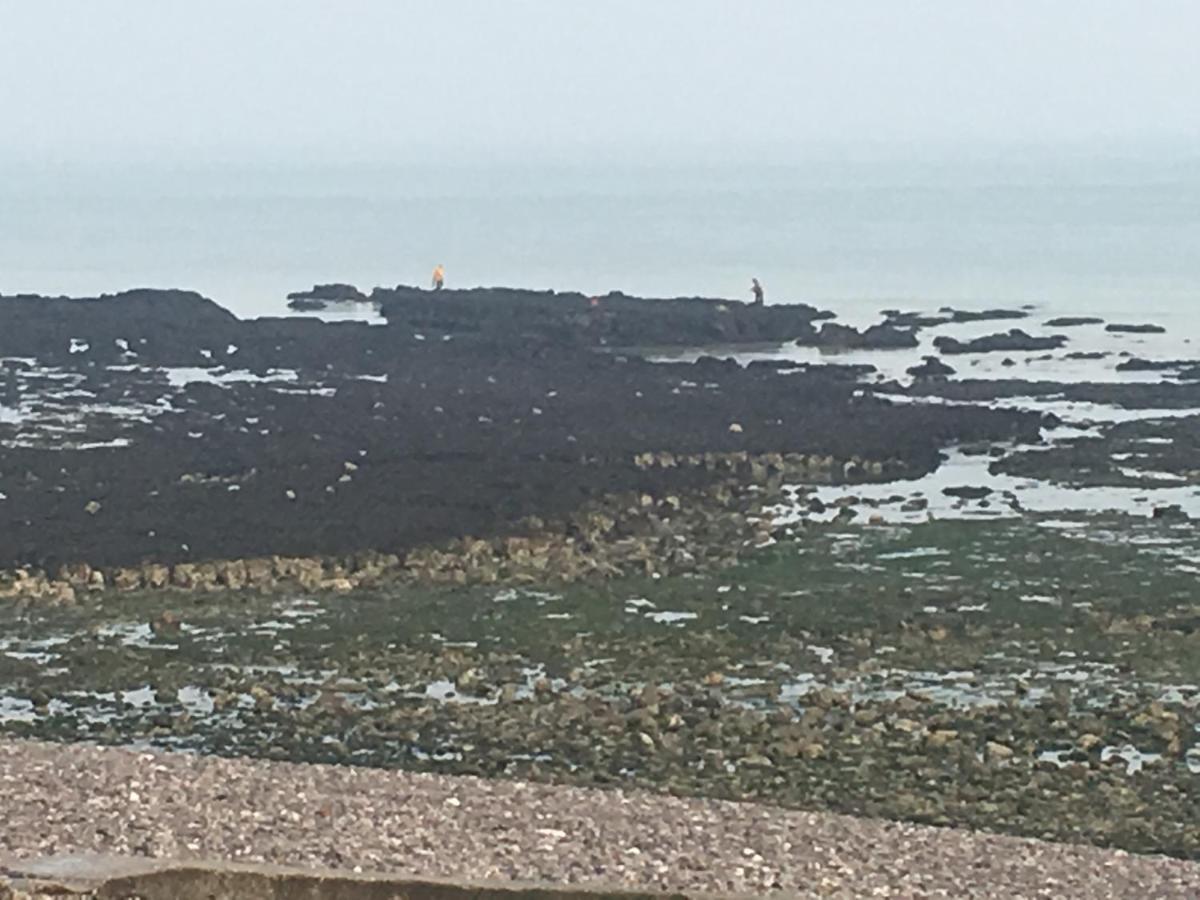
xmin=2 ymin=0 xmax=1198 ymax=165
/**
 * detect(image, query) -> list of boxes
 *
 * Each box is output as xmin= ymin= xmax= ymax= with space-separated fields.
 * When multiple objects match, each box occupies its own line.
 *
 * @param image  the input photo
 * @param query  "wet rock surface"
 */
xmin=0 ymin=290 xmax=1041 ymax=572
xmin=992 ymin=417 xmax=1200 ymax=488
xmin=883 ymin=308 xmax=1029 ymax=329
xmin=906 ymin=356 xmax=955 ymax=379
xmin=811 ymin=322 xmax=918 ymax=350
xmin=374 ymin=286 xmax=833 ymax=349
xmin=893 ymin=378 xmax=1200 ymax=409
xmin=1046 ymin=317 xmax=1105 ymax=328
xmin=933 ymin=329 xmax=1069 ymax=355
xmin=1107 ymin=323 xmax=1167 ymax=334
xmin=286 ymin=283 xmax=370 ymax=308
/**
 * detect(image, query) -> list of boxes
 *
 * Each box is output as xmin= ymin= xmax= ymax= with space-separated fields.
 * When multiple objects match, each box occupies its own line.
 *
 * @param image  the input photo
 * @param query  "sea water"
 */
xmin=2 ymin=149 xmax=1199 ymax=329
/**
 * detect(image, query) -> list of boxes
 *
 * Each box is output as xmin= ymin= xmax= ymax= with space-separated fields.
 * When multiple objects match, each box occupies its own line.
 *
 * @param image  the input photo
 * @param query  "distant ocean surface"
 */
xmin=3 ymin=151 xmax=1199 ymax=330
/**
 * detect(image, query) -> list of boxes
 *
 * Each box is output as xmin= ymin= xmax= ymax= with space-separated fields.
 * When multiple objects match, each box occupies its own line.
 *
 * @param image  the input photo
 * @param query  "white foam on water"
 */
xmin=644 ymin=610 xmax=698 ymax=624
xmin=770 ymin=443 xmax=1200 ymax=526
xmin=0 ymin=696 xmax=36 ymax=723
xmin=163 ymin=367 xmax=300 ymax=387
xmin=652 ymin=311 xmax=1194 ymax=388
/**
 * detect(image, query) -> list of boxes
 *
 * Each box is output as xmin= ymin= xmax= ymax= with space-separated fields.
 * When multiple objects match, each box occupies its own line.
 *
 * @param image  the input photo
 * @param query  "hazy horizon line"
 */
xmin=5 ymin=135 xmax=1200 ymax=171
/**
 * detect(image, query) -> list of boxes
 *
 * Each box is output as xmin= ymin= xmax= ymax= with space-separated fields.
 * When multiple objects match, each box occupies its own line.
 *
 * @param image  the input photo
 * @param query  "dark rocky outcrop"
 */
xmin=0 ymin=289 xmax=1045 ymax=572
xmin=1045 ymin=317 xmax=1104 ymax=327
xmin=880 ymin=308 xmax=1029 ymax=330
xmin=812 ymin=323 xmax=918 ymax=350
xmin=374 ymin=285 xmax=832 ymax=349
xmin=1106 ymin=323 xmax=1167 ymax=334
xmin=942 ymin=485 xmax=992 ymax=500
xmin=932 ymin=329 xmax=1068 ymax=355
xmin=907 ymin=356 xmax=956 ymax=379
xmin=991 ymin=417 xmax=1200 ymax=488
xmin=746 ymin=360 xmax=878 ymax=380
xmin=892 ymin=378 xmax=1200 ymax=410
xmin=0 ymin=290 xmax=239 ymax=364
xmin=287 ymin=297 xmax=326 ymax=311
xmin=288 ymin=283 xmax=368 ymax=302
xmin=881 ymin=310 xmax=951 ymax=329
xmin=286 ymin=283 xmax=370 ymax=309
xmin=1115 ymin=358 xmax=1200 ymax=372
xmin=938 ymin=308 xmax=1029 ymax=324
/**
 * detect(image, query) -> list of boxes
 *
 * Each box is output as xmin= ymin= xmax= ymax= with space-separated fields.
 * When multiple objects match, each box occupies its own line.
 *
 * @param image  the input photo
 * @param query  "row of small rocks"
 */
xmin=1 ymin=451 xmax=897 ymax=604
xmin=631 ymin=449 xmax=898 ymax=482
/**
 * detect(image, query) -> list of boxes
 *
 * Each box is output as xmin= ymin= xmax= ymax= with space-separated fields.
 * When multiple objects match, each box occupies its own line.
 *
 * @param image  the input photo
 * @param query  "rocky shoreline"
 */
xmin=0 ymin=287 xmax=1043 ymax=580
xmin=0 ymin=448 xmax=894 ymax=604
xmin=4 ymin=285 xmax=1200 ymax=869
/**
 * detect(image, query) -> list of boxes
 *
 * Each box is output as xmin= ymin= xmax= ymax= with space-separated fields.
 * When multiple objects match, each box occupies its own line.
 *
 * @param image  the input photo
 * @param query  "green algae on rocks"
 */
xmin=1 ymin=514 xmax=1198 ymax=859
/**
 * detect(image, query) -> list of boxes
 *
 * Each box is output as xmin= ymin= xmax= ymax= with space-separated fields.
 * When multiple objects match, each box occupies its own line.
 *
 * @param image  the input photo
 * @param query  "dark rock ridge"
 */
xmin=286 ymin=283 xmax=371 ymax=309
xmin=1116 ymin=358 xmax=1200 ymax=373
xmin=942 ymin=485 xmax=992 ymax=500
xmin=1107 ymin=323 xmax=1167 ymax=334
xmin=0 ymin=290 xmax=238 ymax=364
xmin=745 ymin=359 xmax=878 ymax=380
xmin=932 ymin=329 xmax=1068 ymax=355
xmin=907 ymin=356 xmax=955 ymax=379
xmin=812 ymin=322 xmax=918 ymax=350
xmin=373 ymin=285 xmax=834 ymax=349
xmin=891 ymin=378 xmax=1200 ymax=410
xmin=881 ymin=310 xmax=951 ymax=328
xmin=0 ymin=288 xmax=1045 ymax=571
xmin=938 ymin=308 xmax=1029 ymax=324
xmin=882 ymin=308 xmax=1029 ymax=329
xmin=0 ymin=296 xmax=381 ymax=371
xmin=287 ymin=297 xmax=326 ymax=311
xmin=1045 ymin=316 xmax=1104 ymax=327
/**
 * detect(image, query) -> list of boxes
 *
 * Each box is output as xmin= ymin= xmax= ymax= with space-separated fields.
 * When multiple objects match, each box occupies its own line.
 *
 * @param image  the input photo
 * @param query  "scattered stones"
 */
xmin=926 ymin=729 xmax=959 ymax=748
xmin=0 ymin=447 xmax=910 ymax=602
xmin=985 ymin=741 xmax=1015 ymax=765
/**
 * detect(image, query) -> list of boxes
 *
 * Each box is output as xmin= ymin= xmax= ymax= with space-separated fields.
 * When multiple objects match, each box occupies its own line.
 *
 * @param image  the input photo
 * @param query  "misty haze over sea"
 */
xmin=4 ymin=147 xmax=1199 ymax=328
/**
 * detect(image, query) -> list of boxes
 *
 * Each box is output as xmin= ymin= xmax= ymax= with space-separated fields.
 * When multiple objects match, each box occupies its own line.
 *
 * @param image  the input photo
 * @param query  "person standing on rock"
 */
xmin=431 ymin=264 xmax=445 ymax=291
xmin=750 ymin=277 xmax=764 ymax=305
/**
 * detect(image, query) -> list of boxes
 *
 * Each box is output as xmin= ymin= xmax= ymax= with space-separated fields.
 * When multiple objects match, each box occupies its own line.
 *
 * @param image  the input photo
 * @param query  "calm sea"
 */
xmin=3 ymin=151 xmax=1199 ymax=329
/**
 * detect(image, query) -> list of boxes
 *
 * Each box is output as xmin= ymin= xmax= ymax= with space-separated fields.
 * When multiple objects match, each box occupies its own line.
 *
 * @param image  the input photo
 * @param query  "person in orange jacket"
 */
xmin=431 ymin=264 xmax=445 ymax=291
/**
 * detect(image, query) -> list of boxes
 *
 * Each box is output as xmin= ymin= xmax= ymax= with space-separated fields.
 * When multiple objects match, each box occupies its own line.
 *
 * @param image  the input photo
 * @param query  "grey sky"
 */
xmin=2 ymin=0 xmax=1198 ymax=164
